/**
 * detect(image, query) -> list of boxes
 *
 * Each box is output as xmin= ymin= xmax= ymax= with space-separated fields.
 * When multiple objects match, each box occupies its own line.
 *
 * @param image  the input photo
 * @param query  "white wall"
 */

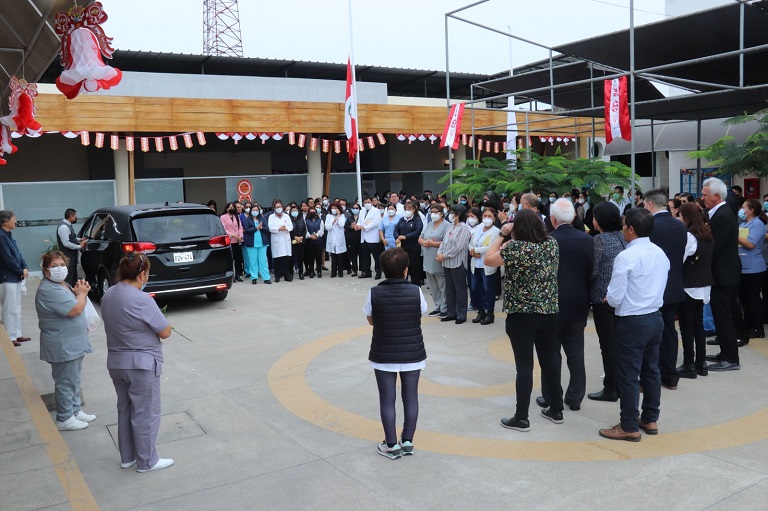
xmin=665 ymin=0 xmax=733 ymax=17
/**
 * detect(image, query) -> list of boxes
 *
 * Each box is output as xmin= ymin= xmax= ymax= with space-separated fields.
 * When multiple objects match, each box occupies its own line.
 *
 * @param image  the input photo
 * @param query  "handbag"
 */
xmin=84 ymin=297 xmax=101 ymax=332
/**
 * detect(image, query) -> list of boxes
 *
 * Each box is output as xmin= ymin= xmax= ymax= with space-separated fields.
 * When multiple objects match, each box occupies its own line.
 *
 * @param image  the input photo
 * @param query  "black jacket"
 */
xmin=649 ymin=211 xmax=688 ymax=304
xmin=550 ymin=224 xmax=594 ymax=322
xmin=291 ymin=214 xmax=307 ymax=240
xmin=393 ymin=215 xmax=423 ymax=251
xmin=709 ymin=204 xmax=741 ymax=287
xmin=368 ymin=279 xmax=426 ymax=364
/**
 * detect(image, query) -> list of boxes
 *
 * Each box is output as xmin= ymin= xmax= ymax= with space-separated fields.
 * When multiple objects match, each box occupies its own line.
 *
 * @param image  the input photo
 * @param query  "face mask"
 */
xmin=549 ymin=197 xmax=556 ymax=204
xmin=322 ymin=199 xmax=329 ymax=206
xmin=228 ymin=208 xmax=236 ymax=214
xmin=482 ymin=217 xmax=493 ymax=227
xmin=419 ymin=202 xmax=427 ymax=209
xmin=351 ymin=208 xmax=359 ymax=214
xmin=578 ymin=198 xmax=586 ymax=204
xmin=460 ymin=200 xmax=467 ymax=205
xmin=467 ymin=217 xmax=478 ymax=227
xmin=48 ymin=266 xmax=68 ymax=283
xmin=503 ymin=202 xmax=510 ymax=210
xmin=738 ymin=209 xmax=747 ymax=221
xmin=443 ymin=208 xmax=449 ymax=215
xmin=404 ymin=210 xmax=413 ymax=219
xmin=341 ymin=205 xmax=347 ymax=211
xmin=331 ymin=209 xmax=339 ymax=216
xmin=364 ymin=203 xmax=372 ymax=210
xmin=612 ymin=193 xmax=622 ymax=201
xmin=244 ymin=208 xmax=251 ymax=214
xmin=764 ymin=201 xmax=768 ymax=211
xmin=480 ymin=206 xmax=485 ymax=212
xmin=430 ymin=213 xmax=441 ymax=222
xmin=252 ymin=210 xmax=260 ymax=217
xmin=315 ymin=207 xmax=322 ymax=214
xmin=275 ymin=207 xmax=284 ymax=214
xmin=388 ymin=210 xmax=396 ymax=216
xmin=291 ymin=211 xmax=299 ymax=218
xmin=448 ymin=213 xmax=456 ymax=223
xmin=518 ymin=203 xmax=523 ymax=211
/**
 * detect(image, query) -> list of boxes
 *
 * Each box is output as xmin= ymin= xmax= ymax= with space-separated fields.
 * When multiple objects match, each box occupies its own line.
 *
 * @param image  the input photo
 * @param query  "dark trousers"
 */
xmin=291 ymin=243 xmax=304 ymax=275
xmin=541 ymin=318 xmax=586 ymax=406
xmin=592 ymin=303 xmax=618 ymax=394
xmin=63 ymin=251 xmax=78 ymax=287
xmin=506 ymin=313 xmax=562 ymax=420
xmin=659 ymin=302 xmax=681 ymax=387
xmin=469 ymin=267 xmax=496 ymax=313
xmin=740 ymin=271 xmax=765 ymax=334
xmin=346 ymin=237 xmax=360 ymax=273
xmin=361 ymin=241 xmax=383 ymax=276
xmin=404 ymin=246 xmax=423 ymax=285
xmin=304 ymin=244 xmax=323 ymax=273
xmin=711 ymin=285 xmax=740 ymax=363
xmin=444 ymin=265 xmax=468 ymax=320
xmin=232 ymin=243 xmax=244 ymax=277
xmin=330 ymin=253 xmax=344 ymax=276
xmin=614 ymin=311 xmax=663 ymax=433
xmin=678 ymin=295 xmax=706 ymax=366
xmin=273 ymin=255 xmax=291 ymax=279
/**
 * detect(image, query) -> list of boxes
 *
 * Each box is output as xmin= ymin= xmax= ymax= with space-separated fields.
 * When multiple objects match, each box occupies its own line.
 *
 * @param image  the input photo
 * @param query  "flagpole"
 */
xmin=348 ymin=0 xmax=363 ymax=204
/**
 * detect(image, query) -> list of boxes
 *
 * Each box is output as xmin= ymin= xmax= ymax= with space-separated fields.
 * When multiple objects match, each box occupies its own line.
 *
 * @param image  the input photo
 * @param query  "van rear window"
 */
xmin=131 ymin=212 xmax=224 ymax=245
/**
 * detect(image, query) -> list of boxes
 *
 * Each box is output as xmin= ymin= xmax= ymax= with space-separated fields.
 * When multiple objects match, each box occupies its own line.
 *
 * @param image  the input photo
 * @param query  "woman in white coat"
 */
xmin=325 ymin=201 xmax=347 ymax=278
xmin=268 ymin=200 xmax=294 ymax=282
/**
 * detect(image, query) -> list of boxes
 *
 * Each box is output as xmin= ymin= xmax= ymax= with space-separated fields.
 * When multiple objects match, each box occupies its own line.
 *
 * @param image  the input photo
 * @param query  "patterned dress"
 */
xmin=500 ymin=237 xmax=559 ymax=315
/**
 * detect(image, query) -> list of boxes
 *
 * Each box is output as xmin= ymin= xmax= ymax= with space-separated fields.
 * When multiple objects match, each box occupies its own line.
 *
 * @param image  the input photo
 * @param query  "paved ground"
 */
xmin=2 ymin=273 xmax=768 ymax=510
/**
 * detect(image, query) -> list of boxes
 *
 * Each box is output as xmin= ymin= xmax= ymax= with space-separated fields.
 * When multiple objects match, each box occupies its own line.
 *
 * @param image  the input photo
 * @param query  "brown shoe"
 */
xmin=638 ymin=419 xmax=658 ymax=435
xmin=599 ymin=424 xmax=641 ymax=442
xmin=16 ymin=337 xmax=31 ymax=343
xmin=12 ymin=340 xmax=21 ymax=347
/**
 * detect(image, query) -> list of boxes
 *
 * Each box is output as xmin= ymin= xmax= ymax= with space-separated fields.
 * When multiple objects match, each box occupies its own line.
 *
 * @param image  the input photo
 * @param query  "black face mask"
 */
xmin=228 ymin=208 xmax=236 ymax=214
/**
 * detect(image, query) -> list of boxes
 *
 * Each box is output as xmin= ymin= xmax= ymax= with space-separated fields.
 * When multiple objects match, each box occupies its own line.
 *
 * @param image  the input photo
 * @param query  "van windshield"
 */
xmin=131 ymin=212 xmax=225 ymax=245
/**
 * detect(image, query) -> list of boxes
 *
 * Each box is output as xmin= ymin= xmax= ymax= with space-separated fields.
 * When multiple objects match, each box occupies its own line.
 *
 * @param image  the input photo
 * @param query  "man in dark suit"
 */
xmin=537 ymin=199 xmax=594 ymax=411
xmin=703 ymin=178 xmax=742 ymax=371
xmin=645 ymin=188 xmax=687 ymax=389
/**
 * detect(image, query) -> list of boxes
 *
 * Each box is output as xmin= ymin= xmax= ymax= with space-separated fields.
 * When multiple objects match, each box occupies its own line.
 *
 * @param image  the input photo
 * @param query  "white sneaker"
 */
xmin=137 ymin=458 xmax=174 ymax=473
xmin=120 ymin=460 xmax=136 ymax=469
xmin=56 ymin=416 xmax=88 ymax=431
xmin=75 ymin=410 xmax=96 ymax=422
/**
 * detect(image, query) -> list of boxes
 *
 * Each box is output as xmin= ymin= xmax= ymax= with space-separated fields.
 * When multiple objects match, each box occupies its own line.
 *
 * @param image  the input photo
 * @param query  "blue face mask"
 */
xmin=518 ymin=203 xmax=523 ymax=211
xmin=738 ymin=209 xmax=747 ymax=221
xmin=460 ymin=200 xmax=467 ymax=205
xmin=290 ymin=211 xmax=299 ymax=218
xmin=764 ymin=201 xmax=768 ymax=212
xmin=549 ymin=197 xmax=556 ymax=204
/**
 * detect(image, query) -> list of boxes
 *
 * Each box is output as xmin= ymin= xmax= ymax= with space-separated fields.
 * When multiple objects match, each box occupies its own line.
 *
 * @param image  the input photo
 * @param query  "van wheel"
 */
xmin=206 ymin=290 xmax=228 ymax=302
xmin=98 ymin=271 xmax=111 ymax=299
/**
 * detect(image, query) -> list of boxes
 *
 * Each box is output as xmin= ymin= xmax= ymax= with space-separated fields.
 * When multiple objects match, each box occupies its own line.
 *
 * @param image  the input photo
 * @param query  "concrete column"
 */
xmin=114 ymin=142 xmax=131 ymax=206
xmin=307 ymin=143 xmax=322 ymax=199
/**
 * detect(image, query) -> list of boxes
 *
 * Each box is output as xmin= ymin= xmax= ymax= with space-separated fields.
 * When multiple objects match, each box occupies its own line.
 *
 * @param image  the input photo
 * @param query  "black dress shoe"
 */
xmin=275 ymin=277 xmax=281 ymax=283
xmin=252 ymin=279 xmax=258 ymax=285
xmin=535 ymin=396 xmax=549 ymax=408
xmin=374 ymin=274 xmax=382 ymax=280
xmin=704 ymin=330 xmax=717 ymax=338
xmin=737 ymin=338 xmax=749 ymax=347
xmin=455 ymin=319 xmax=466 ymax=325
xmin=235 ymin=277 xmax=244 ymax=282
xmin=317 ymin=272 xmax=322 ymax=278
xmin=705 ymin=352 xmax=723 ymax=362
xmin=708 ymin=360 xmax=740 ymax=371
xmin=480 ymin=313 xmax=495 ymax=325
xmin=264 ymin=280 xmax=272 ymax=284
xmin=358 ymin=272 xmax=371 ymax=279
xmin=285 ymin=276 xmax=293 ymax=282
xmin=748 ymin=330 xmax=765 ymax=338
xmin=471 ymin=311 xmax=486 ymax=324
xmin=564 ymin=399 xmax=580 ymax=411
xmin=299 ymin=274 xmax=304 ymax=280
xmin=706 ymin=337 xmax=720 ymax=346
xmin=695 ymin=363 xmax=708 ymax=377
xmin=587 ymin=390 xmax=618 ymax=402
xmin=661 ymin=381 xmax=678 ymax=390
xmin=676 ymin=363 xmax=697 ymax=379
xmin=440 ymin=316 xmax=457 ymax=322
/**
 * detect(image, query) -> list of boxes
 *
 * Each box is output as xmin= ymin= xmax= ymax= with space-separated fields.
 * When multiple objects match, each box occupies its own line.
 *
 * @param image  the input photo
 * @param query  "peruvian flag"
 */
xmin=604 ymin=77 xmax=631 ymax=144
xmin=439 ymin=103 xmax=465 ymax=150
xmin=344 ymin=57 xmax=358 ymax=164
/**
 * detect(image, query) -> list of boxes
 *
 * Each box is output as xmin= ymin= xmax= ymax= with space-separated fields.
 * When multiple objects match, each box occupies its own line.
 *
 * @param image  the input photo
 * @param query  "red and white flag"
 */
xmin=344 ymin=57 xmax=358 ymax=164
xmin=439 ymin=103 xmax=465 ymax=150
xmin=604 ymin=77 xmax=631 ymax=144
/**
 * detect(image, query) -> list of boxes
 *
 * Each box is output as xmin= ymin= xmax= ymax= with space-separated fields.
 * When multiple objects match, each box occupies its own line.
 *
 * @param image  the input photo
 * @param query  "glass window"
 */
xmin=131 ymin=212 xmax=224 ymax=245
xmin=135 ymin=179 xmax=184 ymax=204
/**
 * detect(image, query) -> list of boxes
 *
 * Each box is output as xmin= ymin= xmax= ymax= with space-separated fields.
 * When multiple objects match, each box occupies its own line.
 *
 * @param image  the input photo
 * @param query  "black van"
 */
xmin=78 ymin=203 xmax=233 ymax=301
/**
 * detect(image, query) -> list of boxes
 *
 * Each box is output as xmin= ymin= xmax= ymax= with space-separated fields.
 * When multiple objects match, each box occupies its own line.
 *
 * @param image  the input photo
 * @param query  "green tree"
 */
xmin=439 ymin=149 xmax=637 ymax=203
xmin=689 ymin=108 xmax=768 ymax=178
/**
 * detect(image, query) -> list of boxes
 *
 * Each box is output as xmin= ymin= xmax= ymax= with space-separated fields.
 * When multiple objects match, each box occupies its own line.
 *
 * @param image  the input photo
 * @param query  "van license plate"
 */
xmin=173 ymin=252 xmax=194 ymax=263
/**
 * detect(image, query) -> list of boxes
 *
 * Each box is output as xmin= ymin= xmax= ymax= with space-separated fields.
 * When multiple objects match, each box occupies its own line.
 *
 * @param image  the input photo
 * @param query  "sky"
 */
xmin=94 ymin=0 xmax=695 ymax=75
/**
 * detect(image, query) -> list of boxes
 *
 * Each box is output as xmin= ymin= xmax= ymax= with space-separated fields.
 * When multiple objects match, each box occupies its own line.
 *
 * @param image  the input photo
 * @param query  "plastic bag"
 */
xmin=84 ymin=297 xmax=101 ymax=332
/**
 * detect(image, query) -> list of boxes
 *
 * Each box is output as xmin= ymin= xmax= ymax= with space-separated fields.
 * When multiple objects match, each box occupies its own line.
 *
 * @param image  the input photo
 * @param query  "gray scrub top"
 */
xmin=35 ymin=278 xmax=92 ymax=363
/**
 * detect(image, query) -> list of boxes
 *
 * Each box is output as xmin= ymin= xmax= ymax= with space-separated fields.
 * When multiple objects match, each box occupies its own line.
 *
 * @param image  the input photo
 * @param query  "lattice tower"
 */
xmin=203 ymin=0 xmax=244 ymax=57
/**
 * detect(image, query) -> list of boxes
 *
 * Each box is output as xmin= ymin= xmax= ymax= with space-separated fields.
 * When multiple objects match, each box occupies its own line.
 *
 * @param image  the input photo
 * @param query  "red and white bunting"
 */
xmin=468 ymin=137 xmax=474 ymax=148
xmin=95 ymin=132 xmax=104 ymax=148
xmin=140 ymin=137 xmax=149 ymax=152
xmin=485 ymin=141 xmax=491 ymax=152
xmin=245 ymin=132 xmax=257 ymax=140
xmin=358 ymin=138 xmax=364 ymax=152
xmin=298 ymin=134 xmax=306 ymax=148
xmin=288 ymin=132 xmax=296 ymax=145
xmin=110 ymin=135 xmax=119 ymax=150
xmin=126 ymin=136 xmax=134 ymax=152
xmin=322 ymin=139 xmax=329 ymax=153
xmin=80 ymin=131 xmax=90 ymax=146
xmin=169 ymin=136 xmax=178 ymax=151
xmin=493 ymin=142 xmax=499 ymax=153
xmin=183 ymin=133 xmax=193 ymax=148
xmin=334 ymin=140 xmax=341 ymax=154
xmin=154 ymin=137 xmax=164 ymax=152
xmin=272 ymin=133 xmax=283 ymax=141
xmin=376 ymin=133 xmax=386 ymax=145
xmin=309 ymin=137 xmax=318 ymax=151
xmin=366 ymin=136 xmax=374 ymax=149
xmin=461 ymin=133 xmax=467 ymax=146
xmin=196 ymin=131 xmax=206 ymax=146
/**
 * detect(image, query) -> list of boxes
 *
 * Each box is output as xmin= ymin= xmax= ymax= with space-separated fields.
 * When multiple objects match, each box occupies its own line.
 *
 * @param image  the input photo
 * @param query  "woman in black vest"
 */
xmin=677 ymin=202 xmax=715 ymax=378
xmin=365 ymin=248 xmax=427 ymax=459
xmin=303 ymin=210 xmax=324 ymax=278
xmin=393 ymin=202 xmax=424 ymax=286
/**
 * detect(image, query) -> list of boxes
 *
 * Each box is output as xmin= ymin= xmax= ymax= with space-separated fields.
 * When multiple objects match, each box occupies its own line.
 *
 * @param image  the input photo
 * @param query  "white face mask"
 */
xmin=467 ymin=217 xmax=479 ymax=227
xmin=404 ymin=210 xmax=413 ymax=219
xmin=578 ymin=198 xmax=586 ymax=204
xmin=430 ymin=213 xmax=441 ymax=222
xmin=364 ymin=203 xmax=372 ymax=210
xmin=48 ymin=265 xmax=68 ymax=283
xmin=331 ymin=209 xmax=339 ymax=216
xmin=388 ymin=209 xmax=396 ymax=216
xmin=244 ymin=208 xmax=251 ymax=214
xmin=448 ymin=213 xmax=456 ymax=223
xmin=322 ymin=199 xmax=329 ymax=206
xmin=482 ymin=217 xmax=493 ymax=227
xmin=275 ymin=207 xmax=283 ymax=214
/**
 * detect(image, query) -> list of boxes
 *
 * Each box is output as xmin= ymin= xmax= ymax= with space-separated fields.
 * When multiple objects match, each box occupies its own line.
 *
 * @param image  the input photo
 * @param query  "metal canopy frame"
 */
xmin=444 ymin=0 xmax=768 ymax=197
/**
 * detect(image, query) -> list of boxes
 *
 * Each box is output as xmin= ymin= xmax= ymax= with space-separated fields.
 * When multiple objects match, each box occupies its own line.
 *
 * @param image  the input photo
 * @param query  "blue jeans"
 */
xmin=469 ymin=267 xmax=496 ymax=313
xmin=614 ymin=312 xmax=663 ymax=433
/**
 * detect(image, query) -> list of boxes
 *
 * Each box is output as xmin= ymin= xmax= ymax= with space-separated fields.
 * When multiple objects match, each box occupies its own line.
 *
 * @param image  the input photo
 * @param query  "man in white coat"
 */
xmin=356 ymin=196 xmax=383 ymax=279
xmin=268 ymin=200 xmax=293 ymax=282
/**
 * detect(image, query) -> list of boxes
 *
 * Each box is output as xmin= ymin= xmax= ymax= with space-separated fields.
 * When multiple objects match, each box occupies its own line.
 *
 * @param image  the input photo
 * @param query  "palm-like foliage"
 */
xmin=689 ymin=108 xmax=768 ymax=177
xmin=439 ymin=149 xmax=637 ymax=203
